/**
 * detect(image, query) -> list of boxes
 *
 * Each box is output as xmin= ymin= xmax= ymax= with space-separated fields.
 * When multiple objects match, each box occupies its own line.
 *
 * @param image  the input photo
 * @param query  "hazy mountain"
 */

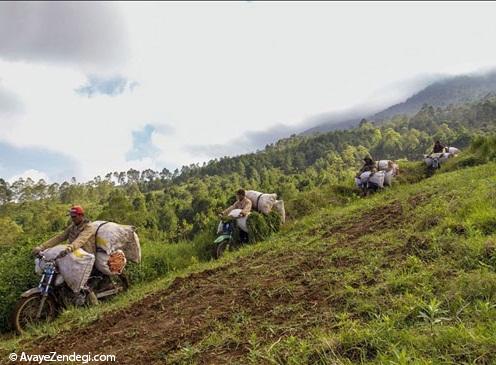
xmin=302 ymin=70 xmax=496 ymax=135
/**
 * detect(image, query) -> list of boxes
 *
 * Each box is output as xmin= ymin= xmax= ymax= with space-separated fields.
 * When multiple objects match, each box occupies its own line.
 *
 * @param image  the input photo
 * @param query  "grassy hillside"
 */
xmin=2 ymin=157 xmax=496 ymax=364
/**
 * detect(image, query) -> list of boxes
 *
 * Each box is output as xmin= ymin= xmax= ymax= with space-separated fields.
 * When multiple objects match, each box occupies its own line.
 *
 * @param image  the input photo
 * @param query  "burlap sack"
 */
xmin=39 ymin=245 xmax=95 ymax=293
xmin=91 ymin=221 xmax=141 ymax=263
xmin=228 ymin=209 xmax=249 ymax=232
xmin=246 ymin=190 xmax=277 ymax=214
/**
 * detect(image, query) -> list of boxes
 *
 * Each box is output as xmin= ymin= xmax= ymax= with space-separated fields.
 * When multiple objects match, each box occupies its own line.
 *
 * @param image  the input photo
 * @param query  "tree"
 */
xmin=379 ymin=128 xmax=403 ymax=157
xmin=141 ymin=169 xmax=157 ymax=183
xmin=158 ymin=204 xmax=178 ymax=234
xmin=0 ymin=217 xmax=23 ymax=246
xmin=160 ymin=168 xmax=172 ymax=180
xmin=0 ymin=179 xmax=12 ymax=204
xmin=98 ymin=190 xmax=133 ymax=224
xmin=127 ymin=169 xmax=140 ymax=184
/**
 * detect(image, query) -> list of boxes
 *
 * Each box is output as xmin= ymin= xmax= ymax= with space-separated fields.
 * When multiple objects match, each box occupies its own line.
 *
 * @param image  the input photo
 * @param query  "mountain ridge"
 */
xmin=302 ymin=70 xmax=496 ymax=135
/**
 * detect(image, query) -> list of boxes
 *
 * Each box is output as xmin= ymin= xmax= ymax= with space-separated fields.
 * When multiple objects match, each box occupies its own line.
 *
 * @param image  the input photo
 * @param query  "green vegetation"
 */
xmin=2 ymin=153 xmax=496 ymax=364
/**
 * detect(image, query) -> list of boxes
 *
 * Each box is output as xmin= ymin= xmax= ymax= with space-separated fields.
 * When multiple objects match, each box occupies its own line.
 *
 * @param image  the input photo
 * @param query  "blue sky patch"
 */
xmin=126 ymin=124 xmax=161 ymax=161
xmin=75 ymin=75 xmax=137 ymax=97
xmin=0 ymin=141 xmax=79 ymax=182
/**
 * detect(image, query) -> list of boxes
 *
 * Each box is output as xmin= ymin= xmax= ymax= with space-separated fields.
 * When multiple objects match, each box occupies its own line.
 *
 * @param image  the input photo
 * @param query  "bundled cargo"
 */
xmin=377 ymin=160 xmax=399 ymax=176
xmin=90 ymin=221 xmax=141 ymax=276
xmin=446 ymin=146 xmax=460 ymax=155
xmin=356 ymin=171 xmax=371 ymax=188
xmin=439 ymin=153 xmax=452 ymax=163
xmin=246 ymin=190 xmax=277 ymax=214
xmin=227 ymin=208 xmax=248 ymax=232
xmin=356 ymin=171 xmax=385 ymax=189
xmin=95 ymin=249 xmax=128 ymax=276
xmin=246 ymin=190 xmax=286 ymax=223
xmin=376 ymin=160 xmax=399 ymax=186
xmin=384 ymin=170 xmax=394 ymax=186
xmin=37 ymin=245 xmax=95 ymax=293
xmin=424 ymin=152 xmax=453 ymax=168
xmin=368 ymin=170 xmax=385 ymax=188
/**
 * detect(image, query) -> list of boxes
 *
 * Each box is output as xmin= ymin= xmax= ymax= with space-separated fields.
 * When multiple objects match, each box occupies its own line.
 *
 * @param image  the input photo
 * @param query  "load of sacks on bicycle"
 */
xmin=355 ymin=139 xmax=461 ymax=196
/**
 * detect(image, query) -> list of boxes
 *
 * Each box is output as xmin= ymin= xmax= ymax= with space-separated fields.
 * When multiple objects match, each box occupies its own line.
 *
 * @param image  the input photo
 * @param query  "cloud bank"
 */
xmin=0 ymin=2 xmax=128 ymax=69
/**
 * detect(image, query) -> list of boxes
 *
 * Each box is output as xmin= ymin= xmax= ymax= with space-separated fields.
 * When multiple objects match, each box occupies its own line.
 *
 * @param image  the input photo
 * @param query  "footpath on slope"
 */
xmin=0 ymin=199 xmax=408 ymax=365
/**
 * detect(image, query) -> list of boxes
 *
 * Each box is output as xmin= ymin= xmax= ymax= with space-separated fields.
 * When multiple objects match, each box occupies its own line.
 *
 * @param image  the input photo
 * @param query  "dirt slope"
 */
xmin=10 ymin=202 xmax=405 ymax=365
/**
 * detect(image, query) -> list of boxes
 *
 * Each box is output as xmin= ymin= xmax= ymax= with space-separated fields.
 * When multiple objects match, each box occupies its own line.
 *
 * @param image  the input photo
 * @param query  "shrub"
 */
xmin=247 ymin=211 xmax=281 ymax=243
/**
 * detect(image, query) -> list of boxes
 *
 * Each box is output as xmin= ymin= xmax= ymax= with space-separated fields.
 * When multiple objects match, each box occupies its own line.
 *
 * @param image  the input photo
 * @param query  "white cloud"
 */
xmin=0 ymin=2 xmax=128 ymax=71
xmin=0 ymin=82 xmax=23 ymax=115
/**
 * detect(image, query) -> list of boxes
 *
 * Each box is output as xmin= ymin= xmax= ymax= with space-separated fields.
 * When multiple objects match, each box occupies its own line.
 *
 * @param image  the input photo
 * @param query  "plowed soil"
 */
xmin=13 ymin=202 xmax=405 ymax=364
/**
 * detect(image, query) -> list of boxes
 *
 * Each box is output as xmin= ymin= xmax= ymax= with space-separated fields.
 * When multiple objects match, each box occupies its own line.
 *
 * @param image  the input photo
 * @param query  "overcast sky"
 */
xmin=1 ymin=1 xmax=496 ymax=183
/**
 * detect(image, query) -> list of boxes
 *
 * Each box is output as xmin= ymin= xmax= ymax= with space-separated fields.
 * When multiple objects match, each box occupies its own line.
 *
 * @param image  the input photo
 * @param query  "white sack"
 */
xmin=246 ymin=190 xmax=277 ymax=214
xmin=377 ymin=160 xmax=388 ymax=171
xmin=447 ymin=146 xmax=460 ymax=155
xmin=91 ymin=221 xmax=141 ymax=263
xmin=368 ymin=171 xmax=385 ymax=188
xmin=439 ymin=153 xmax=452 ymax=163
xmin=40 ymin=245 xmax=95 ymax=293
xmin=424 ymin=154 xmax=444 ymax=168
xmin=384 ymin=171 xmax=394 ymax=186
xmin=359 ymin=171 xmax=372 ymax=183
xmin=95 ymin=249 xmax=127 ymax=276
xmin=228 ymin=209 xmax=249 ymax=232
xmin=377 ymin=160 xmax=400 ymax=176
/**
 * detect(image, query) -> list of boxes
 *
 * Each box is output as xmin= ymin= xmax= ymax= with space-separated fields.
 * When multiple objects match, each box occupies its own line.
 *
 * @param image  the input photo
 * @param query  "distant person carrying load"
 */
xmin=357 ymin=156 xmax=377 ymax=176
xmin=424 ymin=141 xmax=460 ymax=174
xmin=221 ymin=189 xmax=252 ymax=243
xmin=355 ymin=156 xmax=386 ymax=196
xmin=432 ymin=140 xmax=445 ymax=153
xmin=31 ymin=205 xmax=99 ymax=305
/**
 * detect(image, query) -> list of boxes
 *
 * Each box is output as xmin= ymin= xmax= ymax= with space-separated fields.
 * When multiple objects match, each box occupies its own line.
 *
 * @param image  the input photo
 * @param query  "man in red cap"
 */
xmin=32 ymin=205 xmax=99 ymax=305
xmin=32 ymin=205 xmax=96 ymax=256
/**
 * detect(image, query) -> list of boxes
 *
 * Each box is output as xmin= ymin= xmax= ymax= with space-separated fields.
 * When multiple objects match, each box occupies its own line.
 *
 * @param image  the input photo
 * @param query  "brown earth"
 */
xmin=9 ymin=201 xmax=407 ymax=365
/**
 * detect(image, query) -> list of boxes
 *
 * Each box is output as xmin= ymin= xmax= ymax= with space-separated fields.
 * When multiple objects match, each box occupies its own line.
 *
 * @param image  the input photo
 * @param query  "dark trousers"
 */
xmin=239 ymin=230 xmax=249 ymax=244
